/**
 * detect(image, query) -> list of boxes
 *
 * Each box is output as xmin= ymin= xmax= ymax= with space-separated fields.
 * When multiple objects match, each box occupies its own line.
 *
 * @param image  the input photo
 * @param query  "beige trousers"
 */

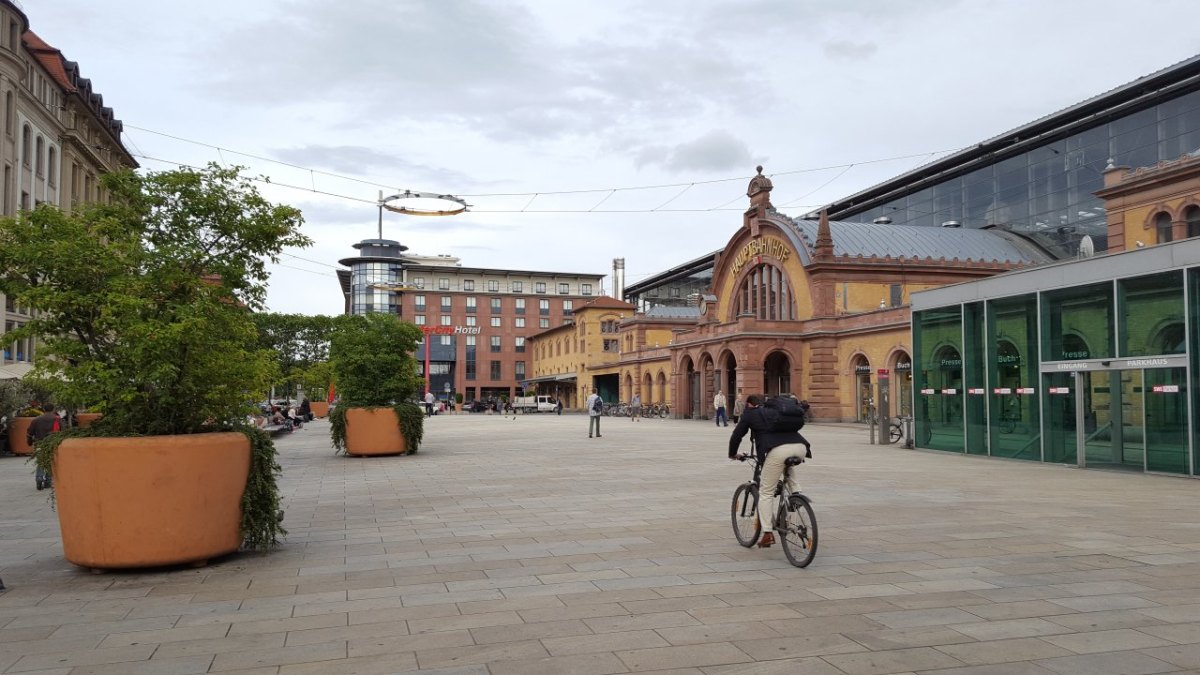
xmin=758 ymin=443 xmax=807 ymax=532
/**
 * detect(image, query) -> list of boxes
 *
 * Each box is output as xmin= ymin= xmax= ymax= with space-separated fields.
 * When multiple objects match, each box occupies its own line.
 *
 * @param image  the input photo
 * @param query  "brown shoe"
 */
xmin=757 ymin=532 xmax=775 ymax=548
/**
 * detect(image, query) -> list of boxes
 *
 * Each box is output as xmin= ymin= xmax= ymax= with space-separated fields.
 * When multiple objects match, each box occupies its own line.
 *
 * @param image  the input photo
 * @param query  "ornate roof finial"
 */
xmin=747 ymin=165 xmax=773 ymax=208
xmin=814 ymin=209 xmax=834 ymax=261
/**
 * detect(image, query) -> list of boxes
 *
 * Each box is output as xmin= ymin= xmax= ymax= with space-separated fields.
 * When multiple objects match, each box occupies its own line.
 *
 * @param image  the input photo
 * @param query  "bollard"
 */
xmin=867 ymin=405 xmax=876 ymax=444
xmin=904 ymin=415 xmax=914 ymax=449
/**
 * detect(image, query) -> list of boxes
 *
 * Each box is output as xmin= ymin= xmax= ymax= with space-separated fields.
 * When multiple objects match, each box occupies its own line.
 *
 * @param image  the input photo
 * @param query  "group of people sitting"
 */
xmin=250 ymin=398 xmax=312 ymax=432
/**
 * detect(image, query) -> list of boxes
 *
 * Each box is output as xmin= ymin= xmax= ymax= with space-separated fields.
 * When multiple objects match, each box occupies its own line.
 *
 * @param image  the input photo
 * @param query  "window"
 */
xmin=47 ymin=147 xmax=56 ymax=186
xmin=466 ymin=315 xmax=476 ymax=326
xmin=515 ymin=317 xmax=525 ymax=328
xmin=535 ymin=282 xmax=546 ymax=293
xmin=563 ymin=300 xmax=573 ymax=314
xmin=491 ymin=336 xmax=501 ymax=352
xmin=21 ymin=124 xmax=29 ymax=166
xmin=414 ymin=315 xmax=426 ymax=325
xmin=4 ymin=91 xmax=11 ymax=135
xmin=515 ymin=361 xmax=525 ymax=379
xmin=491 ymin=317 xmax=501 ymax=327
xmin=488 ymin=280 xmax=500 ymax=292
xmin=582 ymin=283 xmax=592 ymax=296
xmin=512 ymin=281 xmax=523 ymax=293
xmin=515 ymin=336 xmax=526 ymax=352
xmin=440 ymin=335 xmax=451 ymax=346
xmin=463 ymin=279 xmax=474 ymax=291
xmin=490 ymin=361 xmax=502 ymax=380
xmin=1156 ymin=211 xmax=1174 ymax=244
xmin=440 ymin=295 xmax=452 ymax=310
xmin=539 ymin=299 xmax=550 ymax=315
xmin=558 ymin=283 xmax=569 ymax=294
xmin=34 ymin=136 xmax=43 ymax=176
xmin=890 ymin=283 xmax=902 ymax=307
xmin=440 ymin=315 xmax=452 ymax=326
xmin=540 ymin=318 xmax=549 ymax=329
xmin=465 ymin=335 xmax=476 ymax=381
xmin=465 ymin=296 xmax=476 ymax=313
xmin=515 ymin=298 xmax=526 ymax=314
xmin=1186 ymin=206 xmax=1200 ymax=239
xmin=490 ymin=297 xmax=502 ymax=313
xmin=604 ymin=339 xmax=619 ymax=353
xmin=601 ymin=320 xmax=618 ymax=333
xmin=438 ymin=277 xmax=450 ymax=290
xmin=413 ymin=294 xmax=426 ymax=311
xmin=670 ymin=287 xmax=680 ymax=297
xmin=413 ymin=277 xmax=425 ymax=289
xmin=734 ymin=262 xmax=797 ymax=320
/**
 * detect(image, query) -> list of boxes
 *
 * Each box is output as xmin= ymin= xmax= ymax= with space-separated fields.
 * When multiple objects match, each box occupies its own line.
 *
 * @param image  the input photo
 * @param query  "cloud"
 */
xmin=823 ymin=40 xmax=877 ymax=61
xmin=270 ymin=145 xmax=474 ymax=186
xmin=634 ymin=130 xmax=754 ymax=173
xmin=204 ymin=0 xmax=766 ymax=143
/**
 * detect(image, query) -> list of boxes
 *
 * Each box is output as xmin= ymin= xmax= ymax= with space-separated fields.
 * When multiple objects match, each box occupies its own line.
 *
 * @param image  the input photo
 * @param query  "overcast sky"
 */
xmin=31 ymin=0 xmax=1200 ymax=316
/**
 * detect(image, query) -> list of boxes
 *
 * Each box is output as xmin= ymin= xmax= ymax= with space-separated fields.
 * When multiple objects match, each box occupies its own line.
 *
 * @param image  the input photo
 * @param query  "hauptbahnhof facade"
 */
xmin=617 ymin=55 xmax=1200 ymax=435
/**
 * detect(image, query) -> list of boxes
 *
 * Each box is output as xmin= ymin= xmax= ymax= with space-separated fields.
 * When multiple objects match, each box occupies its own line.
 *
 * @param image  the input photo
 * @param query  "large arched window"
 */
xmin=47 ymin=147 xmax=56 ymax=186
xmin=1155 ymin=211 xmax=1173 ymax=243
xmin=20 ymin=124 xmax=29 ymax=166
xmin=734 ymin=262 xmax=795 ymax=320
xmin=1185 ymin=205 xmax=1200 ymax=239
xmin=34 ymin=135 xmax=43 ymax=176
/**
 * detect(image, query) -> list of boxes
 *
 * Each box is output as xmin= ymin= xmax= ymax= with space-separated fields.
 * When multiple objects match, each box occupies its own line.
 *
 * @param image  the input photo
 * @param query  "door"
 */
xmin=1076 ymin=367 xmax=1189 ymax=474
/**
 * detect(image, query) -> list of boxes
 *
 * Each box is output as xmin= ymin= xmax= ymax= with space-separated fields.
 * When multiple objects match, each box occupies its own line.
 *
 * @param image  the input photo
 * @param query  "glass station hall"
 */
xmin=910 ymin=238 xmax=1200 ymax=476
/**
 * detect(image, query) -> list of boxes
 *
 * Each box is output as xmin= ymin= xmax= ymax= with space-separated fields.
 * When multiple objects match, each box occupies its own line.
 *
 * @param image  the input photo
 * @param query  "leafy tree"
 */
xmin=252 ymin=313 xmax=336 ymax=399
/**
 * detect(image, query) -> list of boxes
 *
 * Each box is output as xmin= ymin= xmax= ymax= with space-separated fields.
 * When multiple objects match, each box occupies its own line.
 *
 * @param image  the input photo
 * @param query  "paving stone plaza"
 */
xmin=2 ymin=414 xmax=1200 ymax=674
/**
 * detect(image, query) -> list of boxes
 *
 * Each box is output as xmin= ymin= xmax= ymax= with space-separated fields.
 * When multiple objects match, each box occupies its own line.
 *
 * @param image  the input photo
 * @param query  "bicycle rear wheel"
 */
xmin=889 ymin=423 xmax=902 ymax=443
xmin=730 ymin=483 xmax=761 ymax=547
xmin=779 ymin=495 xmax=818 ymax=567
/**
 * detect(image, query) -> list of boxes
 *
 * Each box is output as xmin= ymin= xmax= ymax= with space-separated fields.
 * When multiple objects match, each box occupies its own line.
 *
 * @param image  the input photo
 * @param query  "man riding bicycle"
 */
xmin=728 ymin=394 xmax=811 ymax=548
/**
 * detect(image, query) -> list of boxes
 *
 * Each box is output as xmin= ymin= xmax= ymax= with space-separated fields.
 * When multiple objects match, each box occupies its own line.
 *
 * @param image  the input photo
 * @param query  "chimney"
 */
xmin=612 ymin=258 xmax=626 ymax=300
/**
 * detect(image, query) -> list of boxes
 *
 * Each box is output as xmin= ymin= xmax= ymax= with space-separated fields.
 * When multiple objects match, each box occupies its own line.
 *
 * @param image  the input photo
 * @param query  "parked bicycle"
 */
xmin=730 ymin=446 xmax=818 ymax=568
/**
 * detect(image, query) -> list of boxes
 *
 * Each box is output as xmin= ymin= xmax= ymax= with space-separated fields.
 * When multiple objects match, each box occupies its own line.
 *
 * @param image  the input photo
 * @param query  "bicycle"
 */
xmin=730 ymin=446 xmax=818 ymax=568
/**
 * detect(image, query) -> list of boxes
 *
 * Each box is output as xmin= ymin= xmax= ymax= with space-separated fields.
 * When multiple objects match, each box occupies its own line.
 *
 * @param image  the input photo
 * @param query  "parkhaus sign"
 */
xmin=420 ymin=325 xmax=482 ymax=336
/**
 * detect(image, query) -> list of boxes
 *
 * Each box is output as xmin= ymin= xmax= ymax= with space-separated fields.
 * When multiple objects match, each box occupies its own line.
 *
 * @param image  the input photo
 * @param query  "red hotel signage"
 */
xmin=420 ymin=325 xmax=482 ymax=336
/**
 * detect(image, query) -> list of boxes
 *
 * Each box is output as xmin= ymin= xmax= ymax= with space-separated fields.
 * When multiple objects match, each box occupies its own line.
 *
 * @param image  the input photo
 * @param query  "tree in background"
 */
xmin=252 ymin=313 xmax=336 ymax=400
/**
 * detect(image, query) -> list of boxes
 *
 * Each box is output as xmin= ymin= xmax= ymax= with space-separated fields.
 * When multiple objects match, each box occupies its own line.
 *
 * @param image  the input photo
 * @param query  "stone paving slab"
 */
xmin=1 ymin=413 xmax=1199 ymax=674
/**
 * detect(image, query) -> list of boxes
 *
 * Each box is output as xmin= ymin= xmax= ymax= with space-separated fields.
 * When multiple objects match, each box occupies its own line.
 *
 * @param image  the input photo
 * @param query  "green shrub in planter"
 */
xmin=0 ymin=164 xmax=310 ymax=552
xmin=328 ymin=313 xmax=424 ymax=454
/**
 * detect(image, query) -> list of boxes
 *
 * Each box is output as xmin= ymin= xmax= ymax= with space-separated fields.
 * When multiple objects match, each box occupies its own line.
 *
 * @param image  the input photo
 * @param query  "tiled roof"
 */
xmin=643 ymin=306 xmax=702 ymax=319
xmin=23 ymin=31 xmax=74 ymax=92
xmin=577 ymin=296 xmax=635 ymax=311
xmin=788 ymin=218 xmax=1052 ymax=265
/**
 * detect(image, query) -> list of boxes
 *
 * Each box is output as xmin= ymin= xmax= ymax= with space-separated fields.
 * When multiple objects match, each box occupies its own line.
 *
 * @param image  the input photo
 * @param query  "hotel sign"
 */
xmin=421 ymin=325 xmax=482 ymax=336
xmin=731 ymin=236 xmax=791 ymax=274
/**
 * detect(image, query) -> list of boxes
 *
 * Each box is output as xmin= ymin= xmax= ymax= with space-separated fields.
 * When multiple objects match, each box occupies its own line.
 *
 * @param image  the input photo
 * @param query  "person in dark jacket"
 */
xmin=299 ymin=397 xmax=312 ymax=422
xmin=728 ymin=394 xmax=811 ymax=548
xmin=27 ymin=404 xmax=60 ymax=490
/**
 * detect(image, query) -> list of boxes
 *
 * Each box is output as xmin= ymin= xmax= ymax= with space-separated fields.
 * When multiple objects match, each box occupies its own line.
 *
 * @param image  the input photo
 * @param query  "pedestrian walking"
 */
xmin=629 ymin=392 xmax=641 ymax=421
xmin=424 ymin=391 xmax=435 ymax=417
xmin=586 ymin=391 xmax=603 ymax=438
xmin=714 ymin=390 xmax=728 ymax=427
xmin=732 ymin=389 xmax=745 ymax=423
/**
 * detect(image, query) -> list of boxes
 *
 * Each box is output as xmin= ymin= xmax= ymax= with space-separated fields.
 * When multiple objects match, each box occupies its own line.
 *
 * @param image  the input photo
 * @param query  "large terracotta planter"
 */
xmin=8 ymin=417 xmax=35 ymax=455
xmin=75 ymin=413 xmax=103 ymax=428
xmin=310 ymin=401 xmax=329 ymax=418
xmin=343 ymin=407 xmax=407 ymax=456
xmin=54 ymin=432 xmax=250 ymax=569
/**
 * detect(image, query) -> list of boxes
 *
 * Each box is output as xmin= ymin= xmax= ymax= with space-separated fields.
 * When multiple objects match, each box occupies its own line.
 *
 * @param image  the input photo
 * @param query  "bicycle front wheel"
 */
xmin=730 ymin=483 xmax=761 ymax=547
xmin=779 ymin=495 xmax=818 ymax=567
xmin=889 ymin=423 xmax=902 ymax=443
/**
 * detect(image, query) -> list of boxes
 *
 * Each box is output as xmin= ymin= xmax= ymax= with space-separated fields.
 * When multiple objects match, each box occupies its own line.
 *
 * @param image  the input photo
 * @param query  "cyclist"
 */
xmin=728 ymin=394 xmax=811 ymax=548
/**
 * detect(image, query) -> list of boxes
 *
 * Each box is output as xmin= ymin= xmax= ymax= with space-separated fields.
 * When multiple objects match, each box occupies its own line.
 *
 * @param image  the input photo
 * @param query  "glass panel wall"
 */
xmin=1190 ymin=268 xmax=1200 ymax=474
xmin=1118 ymin=271 xmax=1184 ymax=357
xmin=1042 ymin=371 xmax=1078 ymax=464
xmin=842 ymin=90 xmax=1200 ymax=258
xmin=913 ymin=307 xmax=964 ymax=452
xmin=988 ymin=294 xmax=1040 ymax=460
xmin=1145 ymin=367 xmax=1189 ymax=474
xmin=1041 ymin=282 xmax=1113 ymax=362
xmin=963 ymin=302 xmax=988 ymax=455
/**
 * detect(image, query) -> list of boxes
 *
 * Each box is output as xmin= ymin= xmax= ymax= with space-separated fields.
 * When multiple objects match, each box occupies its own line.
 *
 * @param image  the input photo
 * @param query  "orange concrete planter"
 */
xmin=310 ymin=401 xmax=329 ymax=418
xmin=343 ymin=407 xmax=407 ymax=456
xmin=54 ymin=432 xmax=250 ymax=569
xmin=8 ymin=417 xmax=35 ymax=455
xmin=75 ymin=413 xmax=103 ymax=428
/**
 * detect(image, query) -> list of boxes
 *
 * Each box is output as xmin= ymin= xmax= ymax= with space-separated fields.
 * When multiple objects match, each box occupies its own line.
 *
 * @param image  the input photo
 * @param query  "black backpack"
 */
xmin=592 ymin=396 xmax=603 ymax=413
xmin=761 ymin=396 xmax=806 ymax=432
